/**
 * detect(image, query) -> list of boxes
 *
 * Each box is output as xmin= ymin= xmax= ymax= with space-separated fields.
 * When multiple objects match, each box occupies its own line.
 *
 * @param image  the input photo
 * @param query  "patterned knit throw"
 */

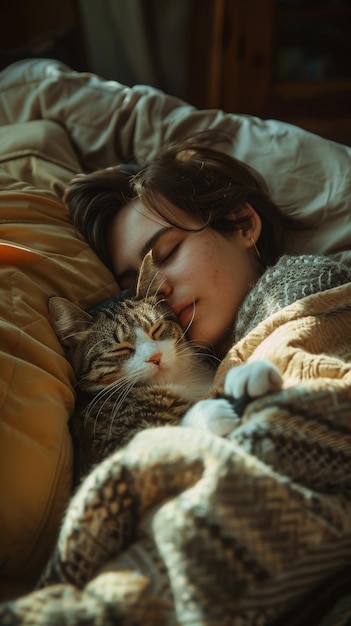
xmin=234 ymin=254 xmax=351 ymax=341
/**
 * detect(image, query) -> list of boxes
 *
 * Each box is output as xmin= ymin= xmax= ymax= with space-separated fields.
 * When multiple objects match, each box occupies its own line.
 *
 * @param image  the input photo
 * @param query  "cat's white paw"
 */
xmin=224 ymin=361 xmax=282 ymax=399
xmin=182 ymin=398 xmax=240 ymax=437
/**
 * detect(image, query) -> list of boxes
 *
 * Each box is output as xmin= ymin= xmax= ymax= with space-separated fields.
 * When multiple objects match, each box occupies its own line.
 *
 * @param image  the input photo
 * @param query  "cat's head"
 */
xmin=49 ymin=253 xmax=190 ymax=392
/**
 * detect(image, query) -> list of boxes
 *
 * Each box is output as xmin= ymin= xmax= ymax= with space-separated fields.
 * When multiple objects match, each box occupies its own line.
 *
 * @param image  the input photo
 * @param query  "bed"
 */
xmin=0 ymin=58 xmax=351 ymax=625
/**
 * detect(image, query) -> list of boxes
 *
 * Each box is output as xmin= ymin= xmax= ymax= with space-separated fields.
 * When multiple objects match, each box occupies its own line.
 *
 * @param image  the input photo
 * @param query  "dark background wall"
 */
xmin=1 ymin=0 xmax=350 ymax=144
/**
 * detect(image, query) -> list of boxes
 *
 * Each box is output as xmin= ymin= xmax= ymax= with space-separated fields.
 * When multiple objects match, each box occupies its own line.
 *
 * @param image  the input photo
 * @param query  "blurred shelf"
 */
xmin=186 ymin=0 xmax=351 ymax=145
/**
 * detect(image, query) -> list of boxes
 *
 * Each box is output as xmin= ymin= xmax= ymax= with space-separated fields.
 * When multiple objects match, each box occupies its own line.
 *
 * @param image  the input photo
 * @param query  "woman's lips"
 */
xmin=178 ymin=303 xmax=195 ymax=327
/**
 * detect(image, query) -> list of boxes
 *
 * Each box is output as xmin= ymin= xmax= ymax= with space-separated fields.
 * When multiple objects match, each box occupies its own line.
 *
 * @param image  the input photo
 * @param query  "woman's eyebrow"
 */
xmin=116 ymin=227 xmax=174 ymax=286
xmin=141 ymin=226 xmax=173 ymax=258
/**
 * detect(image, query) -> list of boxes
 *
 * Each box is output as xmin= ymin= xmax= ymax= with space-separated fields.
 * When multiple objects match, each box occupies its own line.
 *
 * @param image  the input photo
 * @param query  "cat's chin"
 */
xmin=142 ymin=362 xmax=196 ymax=387
xmin=144 ymin=368 xmax=174 ymax=385
xmin=154 ymin=362 xmax=213 ymax=400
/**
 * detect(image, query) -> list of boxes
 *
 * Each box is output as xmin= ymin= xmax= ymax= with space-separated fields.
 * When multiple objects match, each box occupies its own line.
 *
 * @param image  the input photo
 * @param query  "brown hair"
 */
xmin=64 ymin=163 xmax=138 ymax=269
xmin=65 ymin=133 xmax=298 ymax=272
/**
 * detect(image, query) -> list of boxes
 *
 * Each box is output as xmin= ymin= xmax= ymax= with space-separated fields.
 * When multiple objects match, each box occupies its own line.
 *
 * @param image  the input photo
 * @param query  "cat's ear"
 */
xmin=135 ymin=251 xmax=161 ymax=299
xmin=49 ymin=297 xmax=93 ymax=347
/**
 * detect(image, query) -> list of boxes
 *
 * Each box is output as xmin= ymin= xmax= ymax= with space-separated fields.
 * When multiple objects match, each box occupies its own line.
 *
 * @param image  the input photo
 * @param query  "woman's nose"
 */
xmin=157 ymin=272 xmax=172 ymax=297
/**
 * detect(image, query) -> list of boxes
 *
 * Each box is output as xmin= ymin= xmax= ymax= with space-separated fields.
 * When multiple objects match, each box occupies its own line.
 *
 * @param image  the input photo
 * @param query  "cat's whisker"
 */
xmin=145 ymin=268 xmax=165 ymax=300
xmin=185 ymin=340 xmax=218 ymax=355
xmin=84 ymin=377 xmax=124 ymax=412
xmin=175 ymin=350 xmax=211 ymax=368
xmin=60 ymin=330 xmax=88 ymax=343
xmin=93 ymin=381 xmax=133 ymax=437
xmin=76 ymin=369 xmax=111 ymax=391
xmin=63 ymin=330 xmax=108 ymax=355
xmin=85 ymin=337 xmax=111 ymax=361
xmin=175 ymin=298 xmax=196 ymax=345
xmin=203 ymin=353 xmax=221 ymax=366
xmin=176 ymin=346 xmax=210 ymax=359
xmin=74 ymin=341 xmax=121 ymax=389
xmin=85 ymin=375 xmax=140 ymax=433
xmin=154 ymin=297 xmax=168 ymax=309
xmin=108 ymin=381 xmax=137 ymax=438
xmin=62 ymin=315 xmax=95 ymax=334
xmin=154 ymin=281 xmax=167 ymax=301
xmin=85 ymin=373 xmax=138 ymax=409
xmin=64 ymin=322 xmax=101 ymax=338
xmin=99 ymin=372 xmax=144 ymax=435
xmin=175 ymin=340 xmax=220 ymax=367
xmin=184 ymin=298 xmax=196 ymax=334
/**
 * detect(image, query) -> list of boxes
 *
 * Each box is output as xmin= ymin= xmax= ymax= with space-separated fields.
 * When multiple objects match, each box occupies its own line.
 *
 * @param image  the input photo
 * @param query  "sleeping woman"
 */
xmin=64 ymin=133 xmax=351 ymax=438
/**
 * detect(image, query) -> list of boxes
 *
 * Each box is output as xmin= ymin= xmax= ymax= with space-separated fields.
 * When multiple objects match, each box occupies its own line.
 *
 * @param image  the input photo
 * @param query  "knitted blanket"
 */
xmin=1 ymin=281 xmax=351 ymax=625
xmin=234 ymin=253 xmax=351 ymax=340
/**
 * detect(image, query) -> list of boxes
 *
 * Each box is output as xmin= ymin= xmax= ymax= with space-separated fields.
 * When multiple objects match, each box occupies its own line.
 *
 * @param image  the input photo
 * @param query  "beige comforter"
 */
xmin=2 ymin=283 xmax=351 ymax=626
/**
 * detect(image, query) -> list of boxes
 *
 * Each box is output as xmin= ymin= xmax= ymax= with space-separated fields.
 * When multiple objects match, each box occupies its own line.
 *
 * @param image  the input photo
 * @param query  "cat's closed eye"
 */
xmin=113 ymin=343 xmax=135 ymax=357
xmin=149 ymin=321 xmax=167 ymax=340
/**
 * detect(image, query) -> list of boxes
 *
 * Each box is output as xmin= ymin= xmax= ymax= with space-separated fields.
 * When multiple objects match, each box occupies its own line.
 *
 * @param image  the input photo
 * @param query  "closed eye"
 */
xmin=152 ymin=230 xmax=184 ymax=266
xmin=112 ymin=343 xmax=134 ymax=356
xmin=159 ymin=242 xmax=180 ymax=264
xmin=149 ymin=322 xmax=165 ymax=340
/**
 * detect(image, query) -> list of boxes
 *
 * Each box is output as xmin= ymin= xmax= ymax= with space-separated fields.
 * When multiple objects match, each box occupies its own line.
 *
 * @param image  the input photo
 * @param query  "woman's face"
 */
xmin=108 ymin=199 xmax=262 ymax=356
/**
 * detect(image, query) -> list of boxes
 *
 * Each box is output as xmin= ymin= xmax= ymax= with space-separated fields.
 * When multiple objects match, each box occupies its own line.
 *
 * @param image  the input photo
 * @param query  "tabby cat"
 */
xmin=50 ymin=253 xmax=214 ymax=483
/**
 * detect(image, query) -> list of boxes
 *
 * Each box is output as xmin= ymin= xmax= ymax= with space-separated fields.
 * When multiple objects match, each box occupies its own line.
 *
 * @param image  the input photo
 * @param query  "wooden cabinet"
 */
xmin=187 ymin=0 xmax=351 ymax=144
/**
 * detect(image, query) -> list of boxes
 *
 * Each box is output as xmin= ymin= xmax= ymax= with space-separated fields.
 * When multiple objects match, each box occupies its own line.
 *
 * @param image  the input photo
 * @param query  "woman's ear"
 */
xmin=239 ymin=203 xmax=262 ymax=246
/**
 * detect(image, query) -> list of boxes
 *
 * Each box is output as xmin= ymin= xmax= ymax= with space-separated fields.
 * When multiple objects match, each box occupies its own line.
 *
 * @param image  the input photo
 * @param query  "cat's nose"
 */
xmin=146 ymin=352 xmax=162 ymax=365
